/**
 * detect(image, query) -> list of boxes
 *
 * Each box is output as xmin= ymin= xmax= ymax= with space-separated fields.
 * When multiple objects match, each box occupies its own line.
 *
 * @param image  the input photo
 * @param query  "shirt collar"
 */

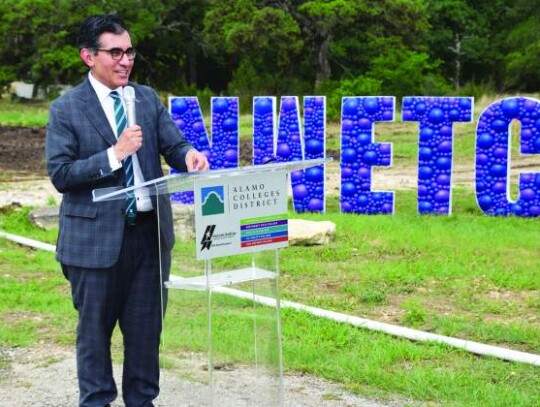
xmin=88 ymin=72 xmax=123 ymax=103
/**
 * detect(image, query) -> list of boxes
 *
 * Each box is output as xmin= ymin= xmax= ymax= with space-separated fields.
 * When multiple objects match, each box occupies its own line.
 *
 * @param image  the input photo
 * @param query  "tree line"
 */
xmin=1 ymin=0 xmax=539 ymax=114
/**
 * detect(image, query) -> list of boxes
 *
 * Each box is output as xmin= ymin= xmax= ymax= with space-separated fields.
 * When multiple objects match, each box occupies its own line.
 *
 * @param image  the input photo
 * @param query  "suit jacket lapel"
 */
xmin=77 ymin=79 xmax=117 ymax=146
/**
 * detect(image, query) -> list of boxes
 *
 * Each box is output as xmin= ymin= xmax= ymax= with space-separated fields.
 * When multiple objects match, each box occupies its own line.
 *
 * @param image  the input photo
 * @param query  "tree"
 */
xmin=0 ymin=0 xmax=84 ymax=95
xmin=124 ymin=0 xmax=214 ymax=91
xmin=425 ymin=0 xmax=518 ymax=92
xmin=0 ymin=0 xmax=213 ymax=96
xmin=204 ymin=0 xmax=304 ymax=94
xmin=502 ymin=0 xmax=540 ymax=91
xmin=296 ymin=0 xmax=365 ymax=87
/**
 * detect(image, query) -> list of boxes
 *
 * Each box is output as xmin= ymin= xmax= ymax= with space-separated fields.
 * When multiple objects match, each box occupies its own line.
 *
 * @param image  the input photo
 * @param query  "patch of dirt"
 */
xmin=0 ymin=126 xmax=414 ymax=208
xmin=0 ymin=126 xmax=47 ymax=174
xmin=2 ymin=125 xmax=539 ymax=194
xmin=0 ymin=126 xmax=60 ymax=207
xmin=0 ymin=125 xmax=263 ymax=175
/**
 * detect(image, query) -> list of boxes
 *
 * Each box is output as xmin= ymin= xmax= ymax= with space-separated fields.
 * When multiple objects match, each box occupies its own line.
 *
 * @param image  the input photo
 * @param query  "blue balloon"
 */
xmin=307 ymin=198 xmax=324 ymax=211
xmin=419 ymin=147 xmax=432 ymax=161
xmin=341 ymin=201 xmax=353 ymax=212
xmin=478 ymin=195 xmax=493 ymax=210
xmin=501 ymin=98 xmax=519 ymax=118
xmin=343 ymin=98 xmax=359 ymax=115
xmin=428 ymin=108 xmax=445 ymax=123
xmin=363 ymin=150 xmax=378 ymax=164
xmin=358 ymin=167 xmax=370 ymax=178
xmin=293 ymin=184 xmax=308 ymax=199
xmin=341 ymin=167 xmax=353 ymax=179
xmin=358 ymin=133 xmax=371 ymax=145
xmin=342 ymin=182 xmax=356 ymax=196
xmin=213 ymin=98 xmax=229 ymax=113
xmin=305 ymin=139 xmax=323 ymax=155
xmin=255 ymin=98 xmax=273 ymax=114
xmin=223 ymin=118 xmax=237 ymax=131
xmin=192 ymin=121 xmax=205 ymax=134
xmin=477 ymin=134 xmax=494 ymax=148
xmin=492 ymin=182 xmax=506 ymax=193
xmin=282 ymin=97 xmax=297 ymax=111
xmin=358 ymin=118 xmax=372 ymax=129
xmin=357 ymin=194 xmax=369 ymax=206
xmin=342 ymin=119 xmax=354 ymax=131
xmin=492 ymin=119 xmax=508 ymax=132
xmin=171 ymin=98 xmax=188 ymax=115
xmin=277 ymin=143 xmax=291 ymax=158
xmin=415 ymin=103 xmax=426 ymax=115
xmin=419 ymin=201 xmax=433 ymax=213
xmin=306 ymin=167 xmax=324 ymax=182
xmin=521 ymin=188 xmax=536 ymax=201
xmin=438 ymin=140 xmax=452 ymax=153
xmin=489 ymin=164 xmax=507 ymax=177
xmin=341 ymin=148 xmax=357 ymax=163
xmin=437 ymin=174 xmax=451 ymax=185
xmin=224 ymin=149 xmax=237 ymax=162
xmin=436 ymin=157 xmax=452 ymax=170
xmin=363 ymin=98 xmax=380 ymax=114
xmin=291 ymin=170 xmax=303 ymax=182
xmin=420 ymin=127 xmax=434 ymax=140
xmin=419 ymin=166 xmax=433 ymax=180
xmin=529 ymin=206 xmax=540 ymax=217
xmin=434 ymin=190 xmax=449 ymax=202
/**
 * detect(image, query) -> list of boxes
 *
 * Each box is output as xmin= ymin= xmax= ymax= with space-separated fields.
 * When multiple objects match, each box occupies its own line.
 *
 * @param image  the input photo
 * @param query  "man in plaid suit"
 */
xmin=46 ymin=14 xmax=208 ymax=407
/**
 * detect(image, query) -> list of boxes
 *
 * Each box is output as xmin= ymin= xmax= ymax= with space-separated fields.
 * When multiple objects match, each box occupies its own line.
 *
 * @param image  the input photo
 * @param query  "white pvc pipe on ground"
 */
xmin=0 ymin=231 xmax=56 ymax=252
xmin=180 ymin=281 xmax=540 ymax=367
xmin=3 ymin=231 xmax=540 ymax=367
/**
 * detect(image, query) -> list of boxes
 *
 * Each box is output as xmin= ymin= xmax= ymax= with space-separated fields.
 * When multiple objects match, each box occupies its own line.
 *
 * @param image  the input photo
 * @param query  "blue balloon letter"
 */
xmin=340 ymin=97 xmax=395 ymax=214
xmin=169 ymin=96 xmax=239 ymax=203
xmin=402 ymin=97 xmax=473 ymax=214
xmin=475 ymin=97 xmax=540 ymax=217
xmin=253 ymin=96 xmax=327 ymax=212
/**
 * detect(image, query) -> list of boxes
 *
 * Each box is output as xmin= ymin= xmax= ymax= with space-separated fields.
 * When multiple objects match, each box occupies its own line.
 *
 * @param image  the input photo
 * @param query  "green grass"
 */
xmin=165 ymin=188 xmax=540 ymax=406
xmin=2 ymin=190 xmax=538 ymax=406
xmin=0 ymin=99 xmax=49 ymax=127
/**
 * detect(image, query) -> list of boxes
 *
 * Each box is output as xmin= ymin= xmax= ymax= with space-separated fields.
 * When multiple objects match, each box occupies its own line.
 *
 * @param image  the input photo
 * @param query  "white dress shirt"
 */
xmin=88 ymin=72 xmax=153 ymax=211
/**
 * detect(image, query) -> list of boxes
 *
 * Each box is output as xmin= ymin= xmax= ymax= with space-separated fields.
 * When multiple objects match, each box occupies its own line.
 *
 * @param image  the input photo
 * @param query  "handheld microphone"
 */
xmin=123 ymin=86 xmax=137 ymax=127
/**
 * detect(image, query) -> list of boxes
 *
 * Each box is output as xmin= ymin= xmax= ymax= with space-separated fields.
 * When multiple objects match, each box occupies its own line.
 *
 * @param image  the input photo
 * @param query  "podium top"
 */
xmin=93 ymin=157 xmax=332 ymax=202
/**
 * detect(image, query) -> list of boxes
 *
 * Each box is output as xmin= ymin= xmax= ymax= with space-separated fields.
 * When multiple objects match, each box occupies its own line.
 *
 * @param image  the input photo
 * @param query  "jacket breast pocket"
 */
xmin=63 ymin=205 xmax=98 ymax=219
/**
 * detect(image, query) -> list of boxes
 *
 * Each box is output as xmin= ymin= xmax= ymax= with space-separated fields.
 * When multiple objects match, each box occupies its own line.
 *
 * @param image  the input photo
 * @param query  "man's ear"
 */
xmin=80 ymin=48 xmax=94 ymax=68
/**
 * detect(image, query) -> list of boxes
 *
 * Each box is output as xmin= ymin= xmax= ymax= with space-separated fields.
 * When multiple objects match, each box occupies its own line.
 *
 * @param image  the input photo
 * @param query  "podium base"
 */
xmin=164 ymin=253 xmax=284 ymax=406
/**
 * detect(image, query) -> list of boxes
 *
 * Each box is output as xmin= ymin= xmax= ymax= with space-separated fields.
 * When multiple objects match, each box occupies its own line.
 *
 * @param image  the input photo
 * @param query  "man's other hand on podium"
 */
xmin=186 ymin=149 xmax=209 ymax=172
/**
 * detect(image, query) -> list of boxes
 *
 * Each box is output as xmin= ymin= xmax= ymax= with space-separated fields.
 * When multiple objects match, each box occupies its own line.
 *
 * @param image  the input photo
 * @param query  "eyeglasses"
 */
xmin=93 ymin=47 xmax=137 ymax=61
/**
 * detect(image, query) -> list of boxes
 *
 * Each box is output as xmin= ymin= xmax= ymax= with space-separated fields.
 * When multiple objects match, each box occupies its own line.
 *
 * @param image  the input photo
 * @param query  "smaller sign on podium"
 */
xmin=194 ymin=170 xmax=289 ymax=260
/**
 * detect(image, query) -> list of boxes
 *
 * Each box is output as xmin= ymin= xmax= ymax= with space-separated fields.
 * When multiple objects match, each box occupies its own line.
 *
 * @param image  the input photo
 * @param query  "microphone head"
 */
xmin=123 ymin=86 xmax=136 ymax=102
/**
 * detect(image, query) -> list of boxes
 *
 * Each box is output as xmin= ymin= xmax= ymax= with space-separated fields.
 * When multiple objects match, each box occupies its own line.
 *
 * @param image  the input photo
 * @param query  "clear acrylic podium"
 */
xmin=93 ymin=158 xmax=330 ymax=406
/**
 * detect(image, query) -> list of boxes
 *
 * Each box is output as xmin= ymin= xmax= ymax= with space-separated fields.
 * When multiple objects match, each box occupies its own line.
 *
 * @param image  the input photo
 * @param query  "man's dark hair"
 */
xmin=77 ymin=14 xmax=128 ymax=50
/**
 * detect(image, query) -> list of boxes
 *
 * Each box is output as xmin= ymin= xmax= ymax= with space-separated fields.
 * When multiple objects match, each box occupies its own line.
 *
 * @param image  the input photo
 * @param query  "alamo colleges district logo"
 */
xmin=201 ymin=185 xmax=225 ymax=216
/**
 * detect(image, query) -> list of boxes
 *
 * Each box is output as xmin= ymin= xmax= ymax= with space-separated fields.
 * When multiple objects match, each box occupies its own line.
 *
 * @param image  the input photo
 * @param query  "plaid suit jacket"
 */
xmin=46 ymin=79 xmax=192 ymax=268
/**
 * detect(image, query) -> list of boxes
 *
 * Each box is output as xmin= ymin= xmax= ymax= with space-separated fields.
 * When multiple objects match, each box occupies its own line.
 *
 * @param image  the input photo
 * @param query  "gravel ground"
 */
xmin=0 ymin=344 xmax=405 ymax=407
